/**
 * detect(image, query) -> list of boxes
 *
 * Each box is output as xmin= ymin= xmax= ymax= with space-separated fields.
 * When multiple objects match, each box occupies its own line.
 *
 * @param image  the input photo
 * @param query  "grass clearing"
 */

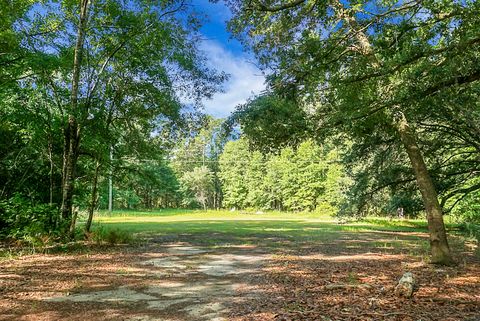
xmin=86 ymin=209 xmax=436 ymax=252
xmin=92 ymin=209 xmax=432 ymax=236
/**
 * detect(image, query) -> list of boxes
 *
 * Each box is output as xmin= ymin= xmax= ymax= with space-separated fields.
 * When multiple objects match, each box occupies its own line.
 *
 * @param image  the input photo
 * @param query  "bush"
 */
xmin=460 ymin=223 xmax=480 ymax=242
xmin=0 ymin=194 xmax=59 ymax=240
xmin=450 ymin=191 xmax=480 ymax=242
xmin=91 ymin=226 xmax=133 ymax=245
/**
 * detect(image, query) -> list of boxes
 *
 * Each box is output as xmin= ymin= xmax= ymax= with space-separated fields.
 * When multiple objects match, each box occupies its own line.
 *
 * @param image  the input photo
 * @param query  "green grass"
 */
xmin=92 ymin=209 xmax=429 ymax=235
xmin=85 ymin=209 xmax=439 ymax=252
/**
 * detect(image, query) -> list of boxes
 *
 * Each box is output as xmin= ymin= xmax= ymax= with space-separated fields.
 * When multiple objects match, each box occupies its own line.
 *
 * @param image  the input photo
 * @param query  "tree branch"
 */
xmin=254 ymin=0 xmax=306 ymax=12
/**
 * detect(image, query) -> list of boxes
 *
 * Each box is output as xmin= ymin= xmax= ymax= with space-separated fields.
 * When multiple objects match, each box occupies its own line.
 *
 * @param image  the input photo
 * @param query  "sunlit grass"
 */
xmin=76 ymin=209 xmax=477 ymax=258
xmin=94 ymin=209 xmax=335 ymax=221
xmin=86 ymin=209 xmax=433 ymax=248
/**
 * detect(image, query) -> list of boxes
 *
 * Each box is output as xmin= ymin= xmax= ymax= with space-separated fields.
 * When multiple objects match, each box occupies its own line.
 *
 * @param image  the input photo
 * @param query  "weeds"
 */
xmin=90 ymin=225 xmax=134 ymax=245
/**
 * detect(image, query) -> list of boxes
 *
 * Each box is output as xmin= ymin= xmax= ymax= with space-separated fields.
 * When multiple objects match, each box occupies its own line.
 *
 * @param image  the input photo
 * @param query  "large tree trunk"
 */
xmin=60 ymin=0 xmax=90 ymax=230
xmin=330 ymin=0 xmax=453 ymax=264
xmin=396 ymin=112 xmax=453 ymax=265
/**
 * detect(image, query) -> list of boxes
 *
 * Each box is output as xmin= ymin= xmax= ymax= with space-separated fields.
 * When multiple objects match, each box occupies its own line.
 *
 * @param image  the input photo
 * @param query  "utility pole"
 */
xmin=108 ymin=145 xmax=113 ymax=212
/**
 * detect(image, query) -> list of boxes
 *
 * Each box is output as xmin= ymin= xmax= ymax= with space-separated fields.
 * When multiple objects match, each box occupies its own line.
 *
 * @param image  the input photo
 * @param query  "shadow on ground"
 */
xmin=0 ymin=219 xmax=478 ymax=321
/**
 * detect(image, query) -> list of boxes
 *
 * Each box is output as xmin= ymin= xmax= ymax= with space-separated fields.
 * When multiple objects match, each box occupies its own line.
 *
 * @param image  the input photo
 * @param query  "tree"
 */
xmin=61 ymin=0 xmax=89 ymax=233
xmin=109 ymin=157 xmax=181 ymax=211
xmin=15 ymin=0 xmax=226 ymax=233
xmin=245 ymin=150 xmax=268 ymax=209
xmin=0 ymin=0 xmax=35 ymax=82
xmin=181 ymin=166 xmax=215 ymax=210
xmin=172 ymin=116 xmax=228 ymax=209
xmin=321 ymin=147 xmax=351 ymax=215
xmin=218 ymin=137 xmax=345 ymax=212
xmin=294 ymin=141 xmax=326 ymax=211
xmin=225 ymin=0 xmax=480 ymax=264
xmin=228 ymin=94 xmax=313 ymax=153
xmin=219 ymin=139 xmax=250 ymax=209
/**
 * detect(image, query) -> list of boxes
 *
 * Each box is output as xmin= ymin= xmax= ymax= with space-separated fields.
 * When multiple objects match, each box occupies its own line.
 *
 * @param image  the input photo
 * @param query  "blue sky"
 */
xmin=25 ymin=0 xmax=264 ymax=119
xmin=192 ymin=0 xmax=266 ymax=118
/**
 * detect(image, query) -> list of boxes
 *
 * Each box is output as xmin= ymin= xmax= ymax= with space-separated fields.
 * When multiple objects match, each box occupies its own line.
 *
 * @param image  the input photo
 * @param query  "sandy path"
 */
xmin=39 ymin=244 xmax=267 ymax=321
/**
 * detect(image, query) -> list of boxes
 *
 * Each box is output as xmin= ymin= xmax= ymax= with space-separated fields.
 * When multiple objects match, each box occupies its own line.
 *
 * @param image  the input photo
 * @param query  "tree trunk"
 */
xmin=49 ymin=142 xmax=54 ymax=205
xmin=61 ymin=117 xmax=80 ymax=221
xmin=85 ymin=160 xmax=100 ymax=233
xmin=396 ymin=112 xmax=453 ymax=264
xmin=69 ymin=207 xmax=78 ymax=238
xmin=47 ymin=132 xmax=55 ymax=228
xmin=108 ymin=145 xmax=113 ymax=212
xmin=60 ymin=0 xmax=90 ymax=230
xmin=330 ymin=0 xmax=453 ymax=264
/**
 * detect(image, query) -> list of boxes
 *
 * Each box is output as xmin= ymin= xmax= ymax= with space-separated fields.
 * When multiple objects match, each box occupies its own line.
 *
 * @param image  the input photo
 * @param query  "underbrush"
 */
xmin=87 ymin=225 xmax=134 ymax=245
xmin=459 ymin=222 xmax=480 ymax=242
xmin=0 ymin=195 xmax=66 ymax=252
xmin=0 ymin=195 xmax=60 ymax=237
xmin=0 ymin=225 xmax=135 ymax=260
xmin=0 ymin=195 xmax=138 ymax=258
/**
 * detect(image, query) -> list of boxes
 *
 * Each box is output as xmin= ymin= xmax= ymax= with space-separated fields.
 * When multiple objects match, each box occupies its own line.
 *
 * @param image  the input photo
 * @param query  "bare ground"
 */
xmin=0 ymin=231 xmax=479 ymax=321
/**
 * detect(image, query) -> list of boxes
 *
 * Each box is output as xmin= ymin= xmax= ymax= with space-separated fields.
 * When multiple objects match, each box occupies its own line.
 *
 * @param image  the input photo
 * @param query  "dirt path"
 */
xmin=1 ymin=231 xmax=479 ymax=321
xmin=48 ymin=244 xmax=267 ymax=321
xmin=0 ymin=244 xmax=267 ymax=321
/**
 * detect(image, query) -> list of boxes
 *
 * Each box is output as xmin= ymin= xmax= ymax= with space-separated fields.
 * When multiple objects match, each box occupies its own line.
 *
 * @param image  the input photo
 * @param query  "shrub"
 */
xmin=0 ymin=194 xmax=59 ymax=240
xmin=91 ymin=226 xmax=133 ymax=245
xmin=460 ymin=223 xmax=480 ymax=242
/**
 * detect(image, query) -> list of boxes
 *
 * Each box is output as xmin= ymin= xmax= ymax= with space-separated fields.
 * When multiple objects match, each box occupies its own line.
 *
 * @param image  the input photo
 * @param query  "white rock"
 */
xmin=394 ymin=272 xmax=415 ymax=297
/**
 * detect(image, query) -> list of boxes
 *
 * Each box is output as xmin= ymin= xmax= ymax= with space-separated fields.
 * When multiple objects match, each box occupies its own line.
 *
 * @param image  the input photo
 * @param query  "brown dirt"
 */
xmin=0 ymin=233 xmax=479 ymax=321
xmin=0 ymin=243 xmax=266 ymax=321
xmin=230 ymin=236 xmax=480 ymax=321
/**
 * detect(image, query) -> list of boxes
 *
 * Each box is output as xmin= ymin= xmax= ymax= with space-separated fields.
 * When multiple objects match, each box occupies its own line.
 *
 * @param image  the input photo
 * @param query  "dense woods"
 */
xmin=1 ymin=0 xmax=479 ymax=265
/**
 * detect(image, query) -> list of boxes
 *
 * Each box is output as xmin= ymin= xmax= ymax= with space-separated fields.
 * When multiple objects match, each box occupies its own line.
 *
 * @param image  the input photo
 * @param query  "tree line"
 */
xmin=101 ymin=119 xmax=349 ymax=214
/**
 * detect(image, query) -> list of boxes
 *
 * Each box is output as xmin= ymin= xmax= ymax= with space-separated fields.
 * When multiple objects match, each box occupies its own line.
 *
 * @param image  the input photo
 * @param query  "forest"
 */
xmin=1 ymin=0 xmax=479 ymax=320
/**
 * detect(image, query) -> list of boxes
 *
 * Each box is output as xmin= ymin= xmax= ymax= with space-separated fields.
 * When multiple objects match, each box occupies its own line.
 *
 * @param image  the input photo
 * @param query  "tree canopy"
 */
xmin=221 ymin=0 xmax=480 ymax=264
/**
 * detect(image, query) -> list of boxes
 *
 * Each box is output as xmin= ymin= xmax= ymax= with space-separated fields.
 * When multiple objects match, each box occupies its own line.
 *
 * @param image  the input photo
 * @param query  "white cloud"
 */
xmin=200 ymin=40 xmax=266 ymax=118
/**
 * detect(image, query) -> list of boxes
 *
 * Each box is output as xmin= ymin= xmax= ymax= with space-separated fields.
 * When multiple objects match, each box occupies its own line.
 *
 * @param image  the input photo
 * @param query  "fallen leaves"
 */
xmin=230 ymin=237 xmax=480 ymax=321
xmin=1 ymin=231 xmax=479 ymax=321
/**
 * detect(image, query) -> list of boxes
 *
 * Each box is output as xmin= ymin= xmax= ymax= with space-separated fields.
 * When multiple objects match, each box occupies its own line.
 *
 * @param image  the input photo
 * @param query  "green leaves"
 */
xmin=181 ymin=166 xmax=215 ymax=209
xmin=219 ymin=138 xmax=348 ymax=212
xmin=229 ymin=93 xmax=313 ymax=153
xmin=226 ymin=0 xmax=480 ymax=218
xmin=0 ymin=0 xmax=229 ymax=225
